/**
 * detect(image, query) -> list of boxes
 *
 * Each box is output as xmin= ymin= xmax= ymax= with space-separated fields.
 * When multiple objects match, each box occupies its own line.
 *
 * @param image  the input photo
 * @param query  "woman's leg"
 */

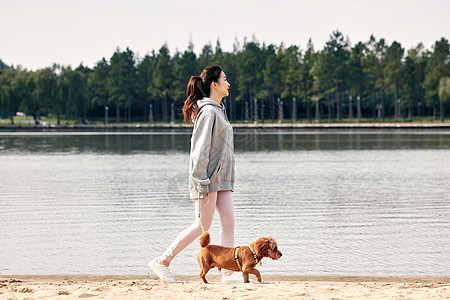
xmin=215 ymin=190 xmax=235 ymax=276
xmin=215 ymin=190 xmax=235 ymax=247
xmin=158 ymin=192 xmax=218 ymax=266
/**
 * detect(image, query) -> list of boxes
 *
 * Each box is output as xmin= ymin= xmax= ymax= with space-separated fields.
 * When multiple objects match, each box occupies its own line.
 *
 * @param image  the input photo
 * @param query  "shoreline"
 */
xmin=1 ymin=122 xmax=450 ymax=130
xmin=1 ymin=275 xmax=449 ymax=299
xmin=2 ymin=274 xmax=450 ymax=283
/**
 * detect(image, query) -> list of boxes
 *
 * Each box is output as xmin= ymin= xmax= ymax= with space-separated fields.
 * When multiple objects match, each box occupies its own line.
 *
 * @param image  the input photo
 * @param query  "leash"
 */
xmin=197 ymin=191 xmax=210 ymax=233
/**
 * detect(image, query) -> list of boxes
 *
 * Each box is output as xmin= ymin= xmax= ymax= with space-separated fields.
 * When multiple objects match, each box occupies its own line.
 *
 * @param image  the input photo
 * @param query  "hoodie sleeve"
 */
xmin=190 ymin=111 xmax=215 ymax=193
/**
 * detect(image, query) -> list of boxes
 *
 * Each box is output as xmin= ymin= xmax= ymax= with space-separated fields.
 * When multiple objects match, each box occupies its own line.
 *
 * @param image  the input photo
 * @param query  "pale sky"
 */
xmin=1 ymin=0 xmax=449 ymax=71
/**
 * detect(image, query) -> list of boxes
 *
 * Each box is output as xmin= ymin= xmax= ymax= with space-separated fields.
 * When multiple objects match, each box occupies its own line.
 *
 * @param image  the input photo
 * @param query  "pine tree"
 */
xmin=323 ymin=30 xmax=350 ymax=121
xmin=423 ymin=38 xmax=450 ymax=120
xmin=384 ymin=41 xmax=404 ymax=119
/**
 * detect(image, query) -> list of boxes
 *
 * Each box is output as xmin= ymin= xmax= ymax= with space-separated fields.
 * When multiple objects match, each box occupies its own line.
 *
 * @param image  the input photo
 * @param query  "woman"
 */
xmin=149 ymin=65 xmax=240 ymax=283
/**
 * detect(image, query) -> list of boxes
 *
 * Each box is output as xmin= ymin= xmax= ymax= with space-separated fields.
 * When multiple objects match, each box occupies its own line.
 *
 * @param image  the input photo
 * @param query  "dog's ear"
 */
xmin=254 ymin=237 xmax=270 ymax=256
xmin=267 ymin=236 xmax=278 ymax=251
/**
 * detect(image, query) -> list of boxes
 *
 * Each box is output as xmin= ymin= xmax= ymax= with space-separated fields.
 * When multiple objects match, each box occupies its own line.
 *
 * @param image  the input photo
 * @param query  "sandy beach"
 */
xmin=1 ymin=275 xmax=449 ymax=299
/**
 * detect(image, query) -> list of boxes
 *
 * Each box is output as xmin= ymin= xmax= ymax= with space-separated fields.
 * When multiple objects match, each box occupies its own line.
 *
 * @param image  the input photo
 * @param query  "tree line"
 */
xmin=1 ymin=31 xmax=449 ymax=125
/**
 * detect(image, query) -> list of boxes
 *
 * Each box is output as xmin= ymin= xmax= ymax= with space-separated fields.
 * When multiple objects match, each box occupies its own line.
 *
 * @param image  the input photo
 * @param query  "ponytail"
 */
xmin=182 ymin=76 xmax=204 ymax=123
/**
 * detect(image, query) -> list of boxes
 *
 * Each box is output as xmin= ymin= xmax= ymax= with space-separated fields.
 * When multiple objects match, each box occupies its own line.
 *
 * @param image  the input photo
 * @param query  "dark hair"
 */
xmin=182 ymin=65 xmax=223 ymax=123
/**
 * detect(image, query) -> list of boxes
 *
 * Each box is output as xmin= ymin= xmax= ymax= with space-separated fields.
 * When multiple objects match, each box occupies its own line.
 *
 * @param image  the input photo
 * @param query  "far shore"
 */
xmin=1 ymin=122 xmax=450 ymax=130
xmin=1 ymin=275 xmax=449 ymax=299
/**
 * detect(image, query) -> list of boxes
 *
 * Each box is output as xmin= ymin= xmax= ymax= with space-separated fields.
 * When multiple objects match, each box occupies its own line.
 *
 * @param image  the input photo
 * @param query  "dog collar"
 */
xmin=234 ymin=246 xmax=242 ymax=271
xmin=248 ymin=245 xmax=262 ymax=267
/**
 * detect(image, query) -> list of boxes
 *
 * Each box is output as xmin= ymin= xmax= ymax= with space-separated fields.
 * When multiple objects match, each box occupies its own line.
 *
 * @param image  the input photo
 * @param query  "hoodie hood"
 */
xmin=197 ymin=97 xmax=228 ymax=121
xmin=197 ymin=97 xmax=223 ymax=109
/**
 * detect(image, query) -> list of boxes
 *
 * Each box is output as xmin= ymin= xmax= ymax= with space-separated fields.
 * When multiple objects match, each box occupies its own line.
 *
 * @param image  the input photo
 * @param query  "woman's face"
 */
xmin=213 ymin=71 xmax=230 ymax=97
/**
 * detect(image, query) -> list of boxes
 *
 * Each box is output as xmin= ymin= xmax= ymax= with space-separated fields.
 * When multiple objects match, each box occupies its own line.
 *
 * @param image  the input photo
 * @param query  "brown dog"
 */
xmin=197 ymin=232 xmax=282 ymax=283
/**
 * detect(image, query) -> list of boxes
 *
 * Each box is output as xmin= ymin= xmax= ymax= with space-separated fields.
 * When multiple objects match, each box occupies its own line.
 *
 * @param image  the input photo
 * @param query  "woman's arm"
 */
xmin=190 ymin=112 xmax=215 ymax=194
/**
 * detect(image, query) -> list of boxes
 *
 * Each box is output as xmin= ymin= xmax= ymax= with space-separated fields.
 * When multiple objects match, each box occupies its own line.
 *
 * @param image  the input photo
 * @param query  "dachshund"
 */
xmin=197 ymin=232 xmax=282 ymax=283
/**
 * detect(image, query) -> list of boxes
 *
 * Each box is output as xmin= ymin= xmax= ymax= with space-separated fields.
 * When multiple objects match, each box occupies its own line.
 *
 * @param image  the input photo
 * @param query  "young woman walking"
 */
xmin=148 ymin=65 xmax=240 ymax=283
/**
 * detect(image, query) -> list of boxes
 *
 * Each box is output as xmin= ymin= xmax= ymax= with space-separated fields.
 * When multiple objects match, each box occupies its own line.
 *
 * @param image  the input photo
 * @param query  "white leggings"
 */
xmin=159 ymin=190 xmax=235 ymax=265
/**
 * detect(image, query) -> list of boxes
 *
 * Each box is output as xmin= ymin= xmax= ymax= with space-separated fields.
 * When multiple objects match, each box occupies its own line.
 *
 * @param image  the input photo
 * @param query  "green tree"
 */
xmin=136 ymin=52 xmax=156 ymax=122
xmin=300 ymin=39 xmax=316 ymax=122
xmin=109 ymin=47 xmax=137 ymax=123
xmin=438 ymin=77 xmax=450 ymax=122
xmin=148 ymin=44 xmax=173 ymax=122
xmin=14 ymin=70 xmax=38 ymax=123
xmin=384 ymin=41 xmax=404 ymax=119
xmin=235 ymin=39 xmax=264 ymax=120
xmin=402 ymin=44 xmax=426 ymax=119
xmin=0 ymin=59 xmax=8 ymax=70
xmin=236 ymin=41 xmax=263 ymax=98
xmin=258 ymin=44 xmax=281 ymax=121
xmin=0 ymin=69 xmax=18 ymax=124
xmin=56 ymin=65 xmax=90 ymax=123
xmin=89 ymin=58 xmax=110 ymax=122
xmin=348 ymin=42 xmax=366 ymax=121
xmin=33 ymin=67 xmax=57 ymax=121
xmin=197 ymin=43 xmax=214 ymax=70
xmin=171 ymin=40 xmax=198 ymax=110
xmin=311 ymin=49 xmax=335 ymax=121
xmin=213 ymin=39 xmax=225 ymax=66
xmin=423 ymin=38 xmax=450 ymax=120
xmin=55 ymin=65 xmax=69 ymax=124
xmin=364 ymin=36 xmax=389 ymax=119
xmin=184 ymin=40 xmax=198 ymax=76
xmin=64 ymin=65 xmax=89 ymax=120
xmin=279 ymin=45 xmax=302 ymax=121
xmin=323 ymin=30 xmax=350 ymax=120
xmin=171 ymin=50 xmax=185 ymax=120
xmin=363 ymin=36 xmax=381 ymax=119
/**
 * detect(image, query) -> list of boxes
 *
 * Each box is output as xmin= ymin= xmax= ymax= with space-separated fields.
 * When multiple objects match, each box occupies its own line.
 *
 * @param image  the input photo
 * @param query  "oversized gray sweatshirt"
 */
xmin=189 ymin=98 xmax=235 ymax=199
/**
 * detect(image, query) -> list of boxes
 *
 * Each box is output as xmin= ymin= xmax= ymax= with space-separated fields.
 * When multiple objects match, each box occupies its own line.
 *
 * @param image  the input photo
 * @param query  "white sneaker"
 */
xmin=221 ymin=271 xmax=244 ymax=283
xmin=148 ymin=258 xmax=175 ymax=284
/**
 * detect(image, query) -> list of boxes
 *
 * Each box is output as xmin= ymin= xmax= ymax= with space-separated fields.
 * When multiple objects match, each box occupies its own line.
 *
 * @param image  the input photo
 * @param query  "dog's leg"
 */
xmin=242 ymin=271 xmax=250 ymax=283
xmin=249 ymin=268 xmax=262 ymax=283
xmin=199 ymin=267 xmax=211 ymax=284
xmin=242 ymin=267 xmax=261 ymax=283
xmin=197 ymin=254 xmax=211 ymax=284
xmin=199 ymin=271 xmax=208 ymax=284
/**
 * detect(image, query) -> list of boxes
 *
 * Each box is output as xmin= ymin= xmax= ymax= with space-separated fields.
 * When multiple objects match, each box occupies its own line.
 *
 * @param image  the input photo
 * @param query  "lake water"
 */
xmin=1 ymin=129 xmax=449 ymax=276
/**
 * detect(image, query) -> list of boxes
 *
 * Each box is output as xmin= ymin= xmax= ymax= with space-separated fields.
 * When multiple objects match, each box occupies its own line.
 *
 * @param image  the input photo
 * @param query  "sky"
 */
xmin=1 ymin=0 xmax=449 ymax=71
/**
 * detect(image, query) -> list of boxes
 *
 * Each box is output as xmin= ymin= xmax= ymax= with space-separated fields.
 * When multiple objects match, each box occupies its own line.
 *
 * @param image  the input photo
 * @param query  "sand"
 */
xmin=1 ymin=275 xmax=449 ymax=299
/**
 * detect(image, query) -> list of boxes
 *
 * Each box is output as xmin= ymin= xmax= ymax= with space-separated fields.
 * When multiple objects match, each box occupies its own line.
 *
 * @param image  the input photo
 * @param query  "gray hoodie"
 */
xmin=189 ymin=98 xmax=235 ymax=199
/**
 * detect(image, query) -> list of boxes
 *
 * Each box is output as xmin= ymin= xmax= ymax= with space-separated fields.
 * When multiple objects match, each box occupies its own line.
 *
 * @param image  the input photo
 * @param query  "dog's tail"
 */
xmin=199 ymin=231 xmax=210 ymax=248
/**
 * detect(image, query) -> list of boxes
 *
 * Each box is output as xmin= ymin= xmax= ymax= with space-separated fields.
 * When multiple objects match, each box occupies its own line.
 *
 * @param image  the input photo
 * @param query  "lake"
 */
xmin=0 ymin=129 xmax=449 ymax=276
